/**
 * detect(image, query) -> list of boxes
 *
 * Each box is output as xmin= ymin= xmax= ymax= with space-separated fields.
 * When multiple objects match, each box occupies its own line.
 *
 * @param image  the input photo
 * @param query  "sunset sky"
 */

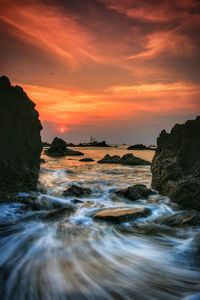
xmin=0 ymin=0 xmax=200 ymax=144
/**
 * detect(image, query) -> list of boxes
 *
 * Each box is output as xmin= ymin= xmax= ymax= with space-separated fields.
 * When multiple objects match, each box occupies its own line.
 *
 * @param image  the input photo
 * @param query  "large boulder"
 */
xmin=0 ymin=76 xmax=43 ymax=192
xmin=116 ymin=184 xmax=155 ymax=201
xmin=98 ymin=153 xmax=150 ymax=165
xmin=151 ymin=116 xmax=200 ymax=210
xmin=44 ymin=137 xmax=84 ymax=156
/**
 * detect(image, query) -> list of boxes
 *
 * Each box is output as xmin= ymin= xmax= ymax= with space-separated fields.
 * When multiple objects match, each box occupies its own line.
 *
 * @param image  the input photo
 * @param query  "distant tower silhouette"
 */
xmin=90 ymin=136 xmax=96 ymax=143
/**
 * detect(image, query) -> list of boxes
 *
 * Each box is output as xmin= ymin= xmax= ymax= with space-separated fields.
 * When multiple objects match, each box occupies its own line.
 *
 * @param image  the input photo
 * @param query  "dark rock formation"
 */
xmin=116 ymin=184 xmax=155 ymax=201
xmin=44 ymin=137 xmax=84 ymax=156
xmin=73 ymin=140 xmax=110 ymax=147
xmin=43 ymin=142 xmax=50 ymax=147
xmin=98 ymin=153 xmax=151 ymax=165
xmin=151 ymin=116 xmax=200 ymax=210
xmin=79 ymin=157 xmax=94 ymax=162
xmin=92 ymin=207 xmax=151 ymax=223
xmin=127 ymin=144 xmax=155 ymax=150
xmin=63 ymin=185 xmax=92 ymax=197
xmin=65 ymin=148 xmax=84 ymax=156
xmin=42 ymin=206 xmax=76 ymax=222
xmin=44 ymin=137 xmax=66 ymax=156
xmin=40 ymin=158 xmax=46 ymax=163
xmin=0 ymin=75 xmax=43 ymax=192
xmin=87 ymin=140 xmax=110 ymax=147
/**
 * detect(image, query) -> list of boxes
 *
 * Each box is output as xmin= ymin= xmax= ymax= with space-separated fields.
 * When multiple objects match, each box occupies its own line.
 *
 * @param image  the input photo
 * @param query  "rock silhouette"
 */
xmin=151 ymin=116 xmax=200 ymax=210
xmin=0 ymin=75 xmax=43 ymax=192
xmin=127 ymin=144 xmax=155 ymax=150
xmin=45 ymin=137 xmax=84 ymax=156
xmin=98 ymin=153 xmax=150 ymax=165
xmin=79 ymin=157 xmax=94 ymax=162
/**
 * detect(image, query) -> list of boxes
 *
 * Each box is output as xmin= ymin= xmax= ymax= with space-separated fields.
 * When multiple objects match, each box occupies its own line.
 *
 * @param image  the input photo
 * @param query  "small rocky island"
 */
xmin=127 ymin=144 xmax=155 ymax=150
xmin=98 ymin=153 xmax=151 ymax=165
xmin=79 ymin=140 xmax=110 ymax=147
xmin=151 ymin=116 xmax=200 ymax=210
xmin=44 ymin=137 xmax=84 ymax=157
xmin=0 ymin=76 xmax=42 ymax=192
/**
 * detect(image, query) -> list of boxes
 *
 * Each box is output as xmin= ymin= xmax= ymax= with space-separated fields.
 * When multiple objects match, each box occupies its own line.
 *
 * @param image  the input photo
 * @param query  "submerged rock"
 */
xmin=0 ymin=75 xmax=43 ymax=192
xmin=42 ymin=206 xmax=76 ymax=222
xmin=63 ymin=185 xmax=92 ymax=197
xmin=79 ymin=157 xmax=94 ymax=162
xmin=44 ymin=137 xmax=84 ymax=157
xmin=116 ymin=184 xmax=155 ymax=201
xmin=127 ymin=144 xmax=155 ymax=150
xmin=93 ymin=207 xmax=151 ymax=223
xmin=65 ymin=148 xmax=84 ymax=156
xmin=98 ymin=153 xmax=150 ymax=165
xmin=13 ymin=193 xmax=75 ymax=211
xmin=151 ymin=116 xmax=200 ymax=210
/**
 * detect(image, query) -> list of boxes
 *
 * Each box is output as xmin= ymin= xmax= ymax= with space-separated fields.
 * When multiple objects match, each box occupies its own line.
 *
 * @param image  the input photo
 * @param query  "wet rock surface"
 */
xmin=10 ymin=193 xmax=75 ymax=211
xmin=92 ymin=207 xmax=151 ymax=223
xmin=98 ymin=153 xmax=151 ymax=165
xmin=116 ymin=184 xmax=155 ymax=201
xmin=0 ymin=76 xmax=43 ymax=192
xmin=42 ymin=206 xmax=76 ymax=222
xmin=63 ymin=185 xmax=92 ymax=197
xmin=0 ymin=146 xmax=200 ymax=299
xmin=44 ymin=137 xmax=84 ymax=157
xmin=151 ymin=116 xmax=200 ymax=210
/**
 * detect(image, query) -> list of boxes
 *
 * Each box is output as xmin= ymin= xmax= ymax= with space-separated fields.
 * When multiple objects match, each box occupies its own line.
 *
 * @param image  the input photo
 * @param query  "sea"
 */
xmin=0 ymin=146 xmax=199 ymax=300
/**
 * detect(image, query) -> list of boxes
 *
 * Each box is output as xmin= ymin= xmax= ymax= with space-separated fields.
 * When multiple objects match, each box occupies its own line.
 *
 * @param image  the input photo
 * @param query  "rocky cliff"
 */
xmin=151 ymin=116 xmax=200 ymax=210
xmin=0 ymin=76 xmax=43 ymax=192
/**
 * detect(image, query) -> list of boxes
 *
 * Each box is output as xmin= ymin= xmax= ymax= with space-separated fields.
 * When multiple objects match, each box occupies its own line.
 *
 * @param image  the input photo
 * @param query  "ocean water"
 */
xmin=0 ymin=147 xmax=200 ymax=300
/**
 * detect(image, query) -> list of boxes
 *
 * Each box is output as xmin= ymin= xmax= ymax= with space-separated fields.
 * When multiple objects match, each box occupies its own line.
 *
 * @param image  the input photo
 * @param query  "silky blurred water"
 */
xmin=0 ymin=146 xmax=200 ymax=300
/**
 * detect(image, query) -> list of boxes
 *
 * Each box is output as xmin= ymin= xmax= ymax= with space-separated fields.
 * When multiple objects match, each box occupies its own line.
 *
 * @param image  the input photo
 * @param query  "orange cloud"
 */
xmin=127 ymin=31 xmax=195 ymax=60
xmin=23 ymin=81 xmax=200 ymax=135
xmin=1 ymin=0 xmax=199 ymax=142
xmin=0 ymin=0 xmax=104 ymax=69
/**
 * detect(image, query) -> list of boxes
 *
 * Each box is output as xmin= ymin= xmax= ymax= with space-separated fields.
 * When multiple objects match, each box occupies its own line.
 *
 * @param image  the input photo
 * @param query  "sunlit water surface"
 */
xmin=0 ymin=147 xmax=200 ymax=300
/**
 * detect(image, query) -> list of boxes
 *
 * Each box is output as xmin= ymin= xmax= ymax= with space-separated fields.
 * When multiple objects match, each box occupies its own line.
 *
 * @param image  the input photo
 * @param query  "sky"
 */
xmin=0 ymin=0 xmax=200 ymax=144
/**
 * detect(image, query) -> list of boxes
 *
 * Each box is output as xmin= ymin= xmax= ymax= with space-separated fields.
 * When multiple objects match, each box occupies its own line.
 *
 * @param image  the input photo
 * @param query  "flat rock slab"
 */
xmin=79 ymin=158 xmax=94 ymax=162
xmin=127 ymin=144 xmax=155 ymax=150
xmin=93 ymin=207 xmax=151 ymax=223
